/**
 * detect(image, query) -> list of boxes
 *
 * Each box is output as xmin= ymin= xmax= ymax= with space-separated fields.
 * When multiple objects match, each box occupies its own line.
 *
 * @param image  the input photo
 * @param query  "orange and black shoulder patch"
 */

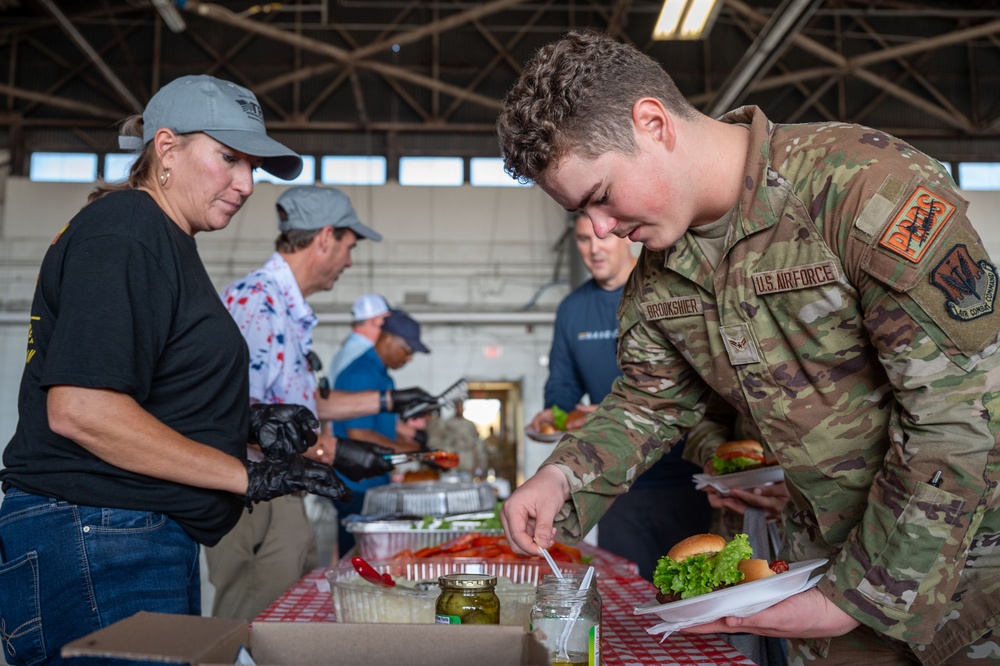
xmin=878 ymin=186 xmax=956 ymax=263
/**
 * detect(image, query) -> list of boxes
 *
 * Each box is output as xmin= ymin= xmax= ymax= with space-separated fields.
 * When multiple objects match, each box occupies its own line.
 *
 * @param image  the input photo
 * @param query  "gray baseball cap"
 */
xmin=276 ymin=185 xmax=383 ymax=241
xmin=137 ymin=75 xmax=302 ymax=180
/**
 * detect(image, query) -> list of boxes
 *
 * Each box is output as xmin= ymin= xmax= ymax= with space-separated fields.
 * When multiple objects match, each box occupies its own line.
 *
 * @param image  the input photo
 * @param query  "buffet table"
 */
xmin=255 ymin=544 xmax=756 ymax=666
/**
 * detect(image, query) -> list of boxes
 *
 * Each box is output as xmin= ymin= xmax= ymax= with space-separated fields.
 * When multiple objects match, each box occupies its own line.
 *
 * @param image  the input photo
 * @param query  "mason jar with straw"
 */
xmin=529 ymin=566 xmax=601 ymax=666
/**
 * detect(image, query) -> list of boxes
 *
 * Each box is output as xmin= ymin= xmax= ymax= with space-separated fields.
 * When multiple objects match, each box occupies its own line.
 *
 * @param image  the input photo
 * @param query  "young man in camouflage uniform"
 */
xmin=497 ymin=30 xmax=999 ymax=666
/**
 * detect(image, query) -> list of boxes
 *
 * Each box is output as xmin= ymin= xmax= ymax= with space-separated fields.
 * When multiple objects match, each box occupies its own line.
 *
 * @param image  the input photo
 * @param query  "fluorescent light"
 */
xmin=653 ymin=0 xmax=723 ymax=40
xmin=151 ymin=0 xmax=186 ymax=33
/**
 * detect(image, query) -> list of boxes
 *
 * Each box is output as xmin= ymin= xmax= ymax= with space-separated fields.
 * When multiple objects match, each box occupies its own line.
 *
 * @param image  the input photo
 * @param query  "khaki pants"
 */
xmin=204 ymin=494 xmax=317 ymax=621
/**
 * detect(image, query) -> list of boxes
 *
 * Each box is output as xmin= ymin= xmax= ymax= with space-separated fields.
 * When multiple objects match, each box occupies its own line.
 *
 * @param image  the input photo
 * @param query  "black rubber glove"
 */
xmin=413 ymin=429 xmax=429 ymax=451
xmin=333 ymin=438 xmax=395 ymax=482
xmin=248 ymin=404 xmax=319 ymax=461
xmin=388 ymin=387 xmax=435 ymax=415
xmin=245 ymin=457 xmax=352 ymax=507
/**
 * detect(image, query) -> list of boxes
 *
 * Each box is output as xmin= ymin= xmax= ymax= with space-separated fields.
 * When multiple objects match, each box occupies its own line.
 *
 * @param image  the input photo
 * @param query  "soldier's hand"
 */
xmin=333 ymin=438 xmax=395 ymax=482
xmin=248 ymin=403 xmax=319 ymax=460
xmin=245 ymin=457 xmax=352 ymax=506
xmin=388 ymin=387 xmax=435 ymax=415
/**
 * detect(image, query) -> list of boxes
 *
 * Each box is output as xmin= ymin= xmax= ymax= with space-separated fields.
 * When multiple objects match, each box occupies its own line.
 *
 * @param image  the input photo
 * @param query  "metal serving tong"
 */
xmin=399 ymin=378 xmax=469 ymax=420
xmin=382 ymin=449 xmax=460 ymax=469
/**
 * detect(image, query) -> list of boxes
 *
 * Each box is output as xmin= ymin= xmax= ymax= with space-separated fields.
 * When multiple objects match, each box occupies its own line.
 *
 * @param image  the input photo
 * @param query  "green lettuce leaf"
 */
xmin=712 ymin=455 xmax=762 ymax=475
xmin=551 ymin=404 xmax=568 ymax=431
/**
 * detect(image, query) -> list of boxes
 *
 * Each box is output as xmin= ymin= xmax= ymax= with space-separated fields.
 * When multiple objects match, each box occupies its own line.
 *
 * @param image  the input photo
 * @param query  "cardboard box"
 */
xmin=63 ymin=612 xmax=551 ymax=665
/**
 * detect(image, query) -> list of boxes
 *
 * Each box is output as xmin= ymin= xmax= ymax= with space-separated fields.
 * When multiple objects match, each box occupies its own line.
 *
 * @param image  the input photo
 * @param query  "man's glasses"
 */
xmin=305 ymin=350 xmax=330 ymax=399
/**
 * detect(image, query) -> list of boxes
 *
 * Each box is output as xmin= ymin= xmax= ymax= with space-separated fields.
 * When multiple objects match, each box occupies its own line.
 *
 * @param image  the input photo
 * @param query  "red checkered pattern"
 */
xmin=255 ymin=544 xmax=754 ymax=665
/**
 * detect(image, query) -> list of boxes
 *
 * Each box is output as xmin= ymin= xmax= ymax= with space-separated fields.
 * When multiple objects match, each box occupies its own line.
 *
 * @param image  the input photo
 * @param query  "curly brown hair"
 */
xmin=496 ymin=30 xmax=698 ymax=185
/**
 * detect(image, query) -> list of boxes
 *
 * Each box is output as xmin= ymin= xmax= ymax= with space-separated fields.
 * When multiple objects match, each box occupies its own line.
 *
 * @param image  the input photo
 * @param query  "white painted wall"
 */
xmin=2 ymin=180 xmax=1000 ymax=492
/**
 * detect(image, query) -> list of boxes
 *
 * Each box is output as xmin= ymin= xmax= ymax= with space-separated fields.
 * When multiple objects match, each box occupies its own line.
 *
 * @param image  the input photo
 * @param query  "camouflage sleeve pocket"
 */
xmin=857 ymin=479 xmax=966 ymax=618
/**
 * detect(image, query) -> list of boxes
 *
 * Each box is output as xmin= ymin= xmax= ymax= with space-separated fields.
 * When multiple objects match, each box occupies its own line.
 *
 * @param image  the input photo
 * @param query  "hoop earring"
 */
xmin=159 ymin=168 xmax=171 ymax=187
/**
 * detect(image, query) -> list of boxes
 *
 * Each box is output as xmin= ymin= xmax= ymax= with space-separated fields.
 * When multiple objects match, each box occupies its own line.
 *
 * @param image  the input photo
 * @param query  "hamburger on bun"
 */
xmin=653 ymin=533 xmax=752 ymax=603
xmin=712 ymin=440 xmax=766 ymax=475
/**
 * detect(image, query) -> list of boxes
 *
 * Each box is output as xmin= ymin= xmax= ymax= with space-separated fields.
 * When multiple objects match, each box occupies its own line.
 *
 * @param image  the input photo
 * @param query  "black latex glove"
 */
xmin=248 ymin=404 xmax=319 ymax=461
xmin=245 ymin=457 xmax=352 ymax=507
xmin=333 ymin=438 xmax=395 ymax=482
xmin=388 ymin=387 xmax=435 ymax=415
xmin=413 ymin=429 xmax=429 ymax=451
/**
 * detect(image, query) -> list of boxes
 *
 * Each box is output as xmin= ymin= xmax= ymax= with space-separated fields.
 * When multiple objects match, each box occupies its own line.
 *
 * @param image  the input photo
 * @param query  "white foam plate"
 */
xmin=633 ymin=558 xmax=827 ymax=626
xmin=692 ymin=465 xmax=784 ymax=495
xmin=524 ymin=427 xmax=564 ymax=443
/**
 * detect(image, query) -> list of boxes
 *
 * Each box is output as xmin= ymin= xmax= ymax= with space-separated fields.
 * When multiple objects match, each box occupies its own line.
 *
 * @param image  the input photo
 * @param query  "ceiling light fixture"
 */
xmin=151 ymin=0 xmax=187 ymax=33
xmin=652 ymin=0 xmax=723 ymax=40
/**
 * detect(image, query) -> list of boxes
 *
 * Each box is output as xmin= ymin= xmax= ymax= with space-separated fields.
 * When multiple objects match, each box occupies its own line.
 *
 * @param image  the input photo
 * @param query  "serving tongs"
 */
xmin=399 ymin=378 xmax=469 ymax=420
xmin=382 ymin=449 xmax=460 ymax=469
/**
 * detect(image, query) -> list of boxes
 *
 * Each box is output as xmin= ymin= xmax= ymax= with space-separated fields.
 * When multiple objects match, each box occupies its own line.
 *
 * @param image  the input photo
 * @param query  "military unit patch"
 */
xmin=879 ymin=186 xmax=956 ymax=263
xmin=930 ymin=244 xmax=998 ymax=321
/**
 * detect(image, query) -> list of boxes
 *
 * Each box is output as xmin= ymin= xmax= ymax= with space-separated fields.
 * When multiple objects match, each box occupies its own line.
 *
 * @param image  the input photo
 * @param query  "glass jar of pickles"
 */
xmin=529 ymin=573 xmax=602 ymax=665
xmin=435 ymin=573 xmax=500 ymax=624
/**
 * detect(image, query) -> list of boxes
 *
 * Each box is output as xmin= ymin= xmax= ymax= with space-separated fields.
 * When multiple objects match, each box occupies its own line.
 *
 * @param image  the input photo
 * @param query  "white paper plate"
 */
xmin=633 ymin=558 xmax=827 ymax=626
xmin=524 ymin=427 xmax=564 ymax=443
xmin=692 ymin=465 xmax=785 ymax=495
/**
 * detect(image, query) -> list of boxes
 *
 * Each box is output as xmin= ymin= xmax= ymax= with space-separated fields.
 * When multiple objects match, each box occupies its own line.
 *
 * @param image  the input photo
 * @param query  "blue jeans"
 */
xmin=0 ymin=488 xmax=201 ymax=666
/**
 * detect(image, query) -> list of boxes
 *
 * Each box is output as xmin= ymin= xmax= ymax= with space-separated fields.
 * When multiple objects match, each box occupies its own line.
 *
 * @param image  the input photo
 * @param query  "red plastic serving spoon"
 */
xmin=351 ymin=556 xmax=395 ymax=587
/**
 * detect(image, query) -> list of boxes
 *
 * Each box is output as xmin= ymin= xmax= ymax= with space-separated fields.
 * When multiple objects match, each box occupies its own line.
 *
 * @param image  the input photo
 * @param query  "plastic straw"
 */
xmin=538 ymin=546 xmax=564 ymax=579
xmin=556 ymin=565 xmax=595 ymax=659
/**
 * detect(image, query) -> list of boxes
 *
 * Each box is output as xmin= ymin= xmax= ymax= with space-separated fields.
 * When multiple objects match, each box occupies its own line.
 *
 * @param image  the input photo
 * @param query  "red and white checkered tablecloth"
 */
xmin=255 ymin=544 xmax=755 ymax=666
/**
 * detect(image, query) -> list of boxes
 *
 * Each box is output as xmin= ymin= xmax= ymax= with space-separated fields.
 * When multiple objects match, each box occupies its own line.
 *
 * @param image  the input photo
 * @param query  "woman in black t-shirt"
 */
xmin=0 ymin=75 xmax=350 ymax=666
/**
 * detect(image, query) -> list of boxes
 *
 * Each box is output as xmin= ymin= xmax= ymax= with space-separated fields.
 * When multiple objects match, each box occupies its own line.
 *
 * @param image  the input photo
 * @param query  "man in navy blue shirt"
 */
xmin=332 ymin=309 xmax=430 ymax=554
xmin=529 ymin=214 xmax=711 ymax=580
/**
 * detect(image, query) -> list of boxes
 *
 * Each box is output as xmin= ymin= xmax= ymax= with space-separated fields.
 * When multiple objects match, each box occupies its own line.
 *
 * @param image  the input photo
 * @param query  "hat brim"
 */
xmin=204 ymin=129 xmax=303 ymax=180
xmin=409 ymin=339 xmax=430 ymax=353
xmin=349 ymin=221 xmax=383 ymax=242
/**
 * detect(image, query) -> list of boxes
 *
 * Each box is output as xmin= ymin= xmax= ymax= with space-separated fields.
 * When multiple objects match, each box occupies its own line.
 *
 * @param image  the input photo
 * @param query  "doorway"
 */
xmin=463 ymin=380 xmax=524 ymax=489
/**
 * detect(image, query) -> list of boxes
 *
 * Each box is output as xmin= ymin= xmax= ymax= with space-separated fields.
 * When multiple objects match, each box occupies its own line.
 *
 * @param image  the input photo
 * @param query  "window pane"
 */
xmin=255 ymin=156 xmax=315 ymax=185
xmin=30 ymin=153 xmax=98 ymax=182
xmin=470 ymin=157 xmax=531 ymax=187
xmin=399 ymin=156 xmax=463 ymax=186
xmin=104 ymin=153 xmax=139 ymax=182
xmin=958 ymin=163 xmax=1000 ymax=191
xmin=321 ymin=156 xmax=387 ymax=185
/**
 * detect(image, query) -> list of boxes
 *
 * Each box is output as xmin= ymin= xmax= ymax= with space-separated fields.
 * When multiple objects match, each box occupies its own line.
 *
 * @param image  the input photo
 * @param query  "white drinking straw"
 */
xmin=556 ymin=565 xmax=595 ymax=659
xmin=538 ymin=546 xmax=564 ymax=579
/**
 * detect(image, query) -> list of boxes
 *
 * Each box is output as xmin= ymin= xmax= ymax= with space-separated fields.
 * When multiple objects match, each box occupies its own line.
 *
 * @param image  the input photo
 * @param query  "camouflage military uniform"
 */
xmin=542 ymin=106 xmax=1000 ymax=665
xmin=427 ymin=413 xmax=488 ymax=474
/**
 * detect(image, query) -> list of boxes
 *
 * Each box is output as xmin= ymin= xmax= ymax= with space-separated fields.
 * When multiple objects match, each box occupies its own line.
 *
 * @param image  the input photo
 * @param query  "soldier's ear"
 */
xmin=633 ymin=98 xmax=675 ymax=151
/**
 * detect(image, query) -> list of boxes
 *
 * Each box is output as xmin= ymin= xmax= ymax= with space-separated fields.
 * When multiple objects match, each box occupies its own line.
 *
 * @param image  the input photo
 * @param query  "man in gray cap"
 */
xmin=207 ymin=186 xmax=433 ymax=620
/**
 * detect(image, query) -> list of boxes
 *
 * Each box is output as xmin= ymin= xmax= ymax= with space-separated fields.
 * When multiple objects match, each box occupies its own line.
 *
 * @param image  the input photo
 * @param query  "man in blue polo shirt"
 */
xmin=332 ymin=309 xmax=430 ymax=554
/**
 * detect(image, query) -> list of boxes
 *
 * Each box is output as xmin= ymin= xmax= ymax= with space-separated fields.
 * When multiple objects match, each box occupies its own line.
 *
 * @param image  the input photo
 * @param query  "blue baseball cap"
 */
xmin=382 ymin=311 xmax=429 ymax=353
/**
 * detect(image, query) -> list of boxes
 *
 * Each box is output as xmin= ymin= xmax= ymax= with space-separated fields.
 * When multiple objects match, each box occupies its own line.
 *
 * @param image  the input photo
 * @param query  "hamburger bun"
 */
xmin=666 ymin=533 xmax=728 ymax=561
xmin=737 ymin=558 xmax=776 ymax=583
xmin=538 ymin=423 xmax=558 ymax=434
xmin=715 ymin=440 xmax=764 ymax=458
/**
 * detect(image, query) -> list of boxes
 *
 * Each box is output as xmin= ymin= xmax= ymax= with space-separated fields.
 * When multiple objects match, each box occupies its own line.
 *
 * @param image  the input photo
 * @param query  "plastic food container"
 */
xmin=360 ymin=481 xmax=496 ymax=517
xmin=327 ymin=558 xmax=593 ymax=626
xmin=344 ymin=520 xmax=504 ymax=561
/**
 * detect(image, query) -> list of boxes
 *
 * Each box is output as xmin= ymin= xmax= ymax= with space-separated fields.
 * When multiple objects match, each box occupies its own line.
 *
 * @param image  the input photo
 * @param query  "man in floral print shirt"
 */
xmin=205 ymin=186 xmax=433 ymax=620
